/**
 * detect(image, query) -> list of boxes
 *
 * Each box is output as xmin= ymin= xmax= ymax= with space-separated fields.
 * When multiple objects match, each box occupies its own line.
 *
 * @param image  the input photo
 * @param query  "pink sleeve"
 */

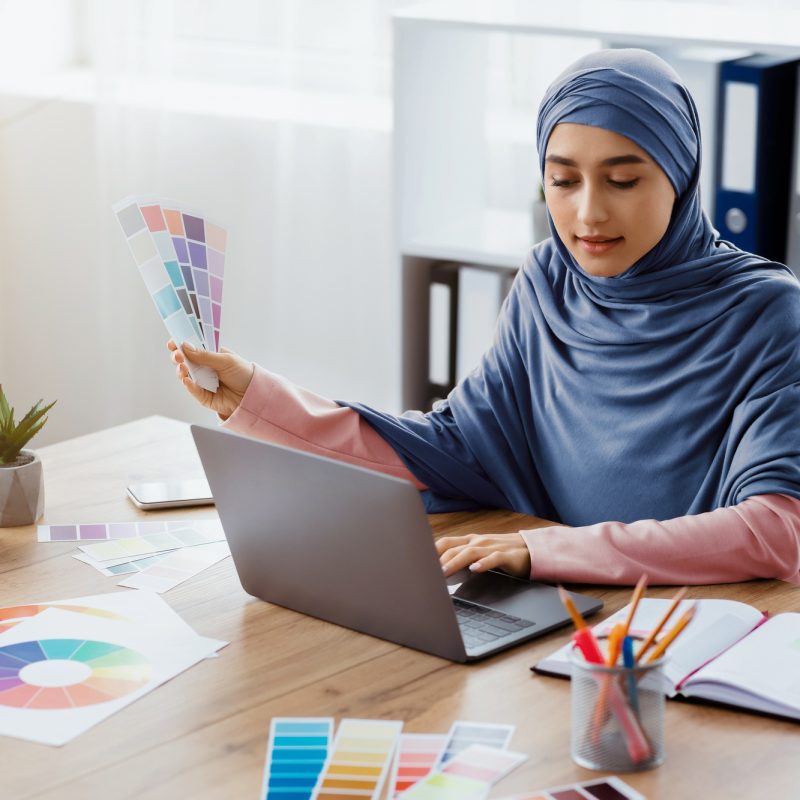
xmin=521 ymin=494 xmax=800 ymax=585
xmin=221 ymin=365 xmax=427 ymax=489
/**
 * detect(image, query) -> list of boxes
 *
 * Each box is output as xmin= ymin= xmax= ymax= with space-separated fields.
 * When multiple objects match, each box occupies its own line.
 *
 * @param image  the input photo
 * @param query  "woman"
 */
xmin=170 ymin=49 xmax=800 ymax=586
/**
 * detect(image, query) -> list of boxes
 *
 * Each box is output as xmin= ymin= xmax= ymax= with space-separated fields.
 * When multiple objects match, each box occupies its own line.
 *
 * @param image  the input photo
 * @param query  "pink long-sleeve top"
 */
xmin=222 ymin=366 xmax=800 ymax=586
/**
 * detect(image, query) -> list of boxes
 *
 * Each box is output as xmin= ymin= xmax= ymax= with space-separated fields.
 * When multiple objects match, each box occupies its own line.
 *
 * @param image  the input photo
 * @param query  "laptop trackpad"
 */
xmin=452 ymin=571 xmax=562 ymax=622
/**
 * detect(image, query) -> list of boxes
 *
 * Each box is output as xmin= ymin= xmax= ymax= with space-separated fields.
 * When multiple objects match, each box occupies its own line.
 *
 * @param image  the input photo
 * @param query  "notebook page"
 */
xmin=682 ymin=612 xmax=800 ymax=716
xmin=534 ymin=598 xmax=763 ymax=693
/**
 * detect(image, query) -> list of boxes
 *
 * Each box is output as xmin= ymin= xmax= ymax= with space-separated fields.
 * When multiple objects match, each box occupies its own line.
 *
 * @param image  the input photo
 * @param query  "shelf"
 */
xmin=396 ymin=0 xmax=800 ymax=55
xmin=403 ymin=209 xmax=533 ymax=270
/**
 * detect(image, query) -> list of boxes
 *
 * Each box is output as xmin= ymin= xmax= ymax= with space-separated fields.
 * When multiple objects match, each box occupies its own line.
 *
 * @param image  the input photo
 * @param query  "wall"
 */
xmin=0 ymin=96 xmax=397 ymax=446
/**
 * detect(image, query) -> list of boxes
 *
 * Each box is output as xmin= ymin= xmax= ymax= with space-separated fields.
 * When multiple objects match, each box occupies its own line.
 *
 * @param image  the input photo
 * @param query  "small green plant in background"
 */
xmin=0 ymin=385 xmax=56 ymax=465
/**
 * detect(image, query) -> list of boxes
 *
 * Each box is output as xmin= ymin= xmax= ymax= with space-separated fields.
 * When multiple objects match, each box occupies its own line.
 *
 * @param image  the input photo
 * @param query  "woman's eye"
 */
xmin=609 ymin=178 xmax=640 ymax=189
xmin=550 ymin=178 xmax=575 ymax=188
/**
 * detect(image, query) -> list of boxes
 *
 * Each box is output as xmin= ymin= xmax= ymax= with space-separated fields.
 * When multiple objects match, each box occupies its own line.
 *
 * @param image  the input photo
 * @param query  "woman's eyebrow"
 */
xmin=545 ymin=154 xmax=647 ymax=167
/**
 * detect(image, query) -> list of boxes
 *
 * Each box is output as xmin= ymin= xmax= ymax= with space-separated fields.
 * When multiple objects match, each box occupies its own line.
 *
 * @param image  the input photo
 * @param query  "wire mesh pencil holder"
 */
xmin=569 ymin=640 xmax=667 ymax=772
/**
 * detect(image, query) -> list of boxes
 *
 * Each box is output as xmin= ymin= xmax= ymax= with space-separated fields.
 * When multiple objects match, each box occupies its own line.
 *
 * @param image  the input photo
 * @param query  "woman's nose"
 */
xmin=577 ymin=184 xmax=609 ymax=226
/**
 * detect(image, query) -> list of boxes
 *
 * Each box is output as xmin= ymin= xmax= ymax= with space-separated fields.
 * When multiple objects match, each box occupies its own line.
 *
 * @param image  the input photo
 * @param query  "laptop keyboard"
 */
xmin=453 ymin=597 xmax=537 ymax=651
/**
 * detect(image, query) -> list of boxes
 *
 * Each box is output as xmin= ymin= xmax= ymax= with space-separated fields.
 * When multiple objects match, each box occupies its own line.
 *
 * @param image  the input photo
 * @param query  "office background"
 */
xmin=0 ymin=0 xmax=794 ymax=447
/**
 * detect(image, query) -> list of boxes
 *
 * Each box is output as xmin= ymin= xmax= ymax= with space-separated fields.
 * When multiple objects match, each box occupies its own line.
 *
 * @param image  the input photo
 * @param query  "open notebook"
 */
xmin=533 ymin=597 xmax=800 ymax=721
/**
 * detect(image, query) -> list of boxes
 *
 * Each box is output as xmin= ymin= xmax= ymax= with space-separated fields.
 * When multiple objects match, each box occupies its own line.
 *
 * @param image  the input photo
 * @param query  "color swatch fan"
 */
xmin=113 ymin=196 xmax=227 ymax=392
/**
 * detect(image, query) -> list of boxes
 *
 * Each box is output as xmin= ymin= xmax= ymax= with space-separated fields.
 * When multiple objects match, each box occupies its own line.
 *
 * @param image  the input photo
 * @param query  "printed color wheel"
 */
xmin=0 ymin=639 xmax=151 ymax=709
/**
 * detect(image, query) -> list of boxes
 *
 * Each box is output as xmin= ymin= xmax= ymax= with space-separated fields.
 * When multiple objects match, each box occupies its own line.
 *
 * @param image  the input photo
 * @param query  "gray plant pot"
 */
xmin=0 ymin=449 xmax=44 ymax=527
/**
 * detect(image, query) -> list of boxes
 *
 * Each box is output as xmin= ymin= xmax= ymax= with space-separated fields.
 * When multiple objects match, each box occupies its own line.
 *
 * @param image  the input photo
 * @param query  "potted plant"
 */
xmin=0 ymin=386 xmax=56 ymax=527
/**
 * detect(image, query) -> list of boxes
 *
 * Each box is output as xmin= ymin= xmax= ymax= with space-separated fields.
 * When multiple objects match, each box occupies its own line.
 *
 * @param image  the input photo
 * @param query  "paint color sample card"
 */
xmin=77 ymin=520 xmax=225 ymax=562
xmin=113 ymin=196 xmax=225 ymax=391
xmin=440 ymin=744 xmax=527 ymax=785
xmin=310 ymin=718 xmax=403 ymax=800
xmin=389 ymin=733 xmax=448 ymax=796
xmin=118 ymin=540 xmax=230 ymax=593
xmin=262 ymin=717 xmax=334 ymax=800
xmin=397 ymin=772 xmax=489 ymax=800
xmin=73 ymin=550 xmax=174 ymax=577
xmin=0 ymin=604 xmax=224 ymax=745
xmin=435 ymin=721 xmax=515 ymax=767
xmin=496 ymin=776 xmax=645 ymax=800
xmin=39 ymin=518 xmax=223 ymax=543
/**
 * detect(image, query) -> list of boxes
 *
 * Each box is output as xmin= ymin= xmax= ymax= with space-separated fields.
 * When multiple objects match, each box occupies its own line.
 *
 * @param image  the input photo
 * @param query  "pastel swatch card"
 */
xmin=76 ymin=519 xmax=225 ymax=562
xmin=439 ymin=744 xmax=527 ymax=785
xmin=38 ymin=518 xmax=222 ymax=543
xmin=261 ymin=717 xmax=334 ymax=800
xmin=389 ymin=733 xmax=448 ymax=796
xmin=73 ymin=550 xmax=174 ymax=576
xmin=435 ymin=721 xmax=515 ymax=767
xmin=496 ymin=776 xmax=645 ymax=800
xmin=310 ymin=718 xmax=403 ymax=800
xmin=117 ymin=540 xmax=230 ymax=593
xmin=397 ymin=772 xmax=489 ymax=800
xmin=113 ymin=196 xmax=226 ymax=392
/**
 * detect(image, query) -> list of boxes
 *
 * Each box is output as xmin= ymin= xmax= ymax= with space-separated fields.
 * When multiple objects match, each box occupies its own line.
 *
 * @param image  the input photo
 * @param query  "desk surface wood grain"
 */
xmin=0 ymin=416 xmax=797 ymax=800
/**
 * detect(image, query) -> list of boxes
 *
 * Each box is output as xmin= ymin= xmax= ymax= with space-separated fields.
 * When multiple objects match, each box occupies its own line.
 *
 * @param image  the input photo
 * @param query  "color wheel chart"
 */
xmin=0 ymin=639 xmax=151 ymax=709
xmin=113 ymin=196 xmax=226 ymax=392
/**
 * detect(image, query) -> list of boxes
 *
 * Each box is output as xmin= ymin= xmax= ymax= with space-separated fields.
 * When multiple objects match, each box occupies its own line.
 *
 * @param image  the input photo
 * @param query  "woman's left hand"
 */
xmin=435 ymin=532 xmax=531 ymax=579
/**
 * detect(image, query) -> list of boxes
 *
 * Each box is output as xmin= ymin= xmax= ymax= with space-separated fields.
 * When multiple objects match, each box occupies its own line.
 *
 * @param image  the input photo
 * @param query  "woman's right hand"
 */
xmin=167 ymin=340 xmax=255 ymax=420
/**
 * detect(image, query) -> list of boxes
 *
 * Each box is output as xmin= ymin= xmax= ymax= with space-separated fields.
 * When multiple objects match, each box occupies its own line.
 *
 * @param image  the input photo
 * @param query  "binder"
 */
xmin=714 ymin=55 xmax=799 ymax=263
xmin=427 ymin=263 xmax=459 ymax=406
xmin=650 ymin=46 xmax=750 ymax=219
xmin=455 ymin=266 xmax=514 ymax=383
xmin=786 ymin=71 xmax=800 ymax=277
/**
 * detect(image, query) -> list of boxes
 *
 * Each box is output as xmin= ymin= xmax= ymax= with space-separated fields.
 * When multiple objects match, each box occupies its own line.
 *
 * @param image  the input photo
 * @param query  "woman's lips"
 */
xmin=576 ymin=236 xmax=623 ymax=255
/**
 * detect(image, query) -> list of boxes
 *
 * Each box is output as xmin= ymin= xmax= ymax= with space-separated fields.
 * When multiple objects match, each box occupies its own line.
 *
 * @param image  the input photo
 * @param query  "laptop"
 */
xmin=191 ymin=424 xmax=602 ymax=662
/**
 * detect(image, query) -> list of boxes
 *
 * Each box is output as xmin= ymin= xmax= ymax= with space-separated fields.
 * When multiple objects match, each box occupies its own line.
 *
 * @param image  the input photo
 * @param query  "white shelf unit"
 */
xmin=393 ymin=0 xmax=800 ymax=410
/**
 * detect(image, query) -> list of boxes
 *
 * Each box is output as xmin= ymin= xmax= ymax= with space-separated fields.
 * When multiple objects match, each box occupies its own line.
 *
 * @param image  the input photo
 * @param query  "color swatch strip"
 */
xmin=0 ymin=638 xmax=151 ymax=709
xmin=496 ymin=775 xmax=645 ymax=800
xmin=310 ymin=718 xmax=403 ymax=800
xmin=435 ymin=721 xmax=515 ymax=768
xmin=397 ymin=772 xmax=489 ymax=800
xmin=440 ymin=744 xmax=527 ymax=785
xmin=389 ymin=733 xmax=448 ymax=797
xmin=38 ymin=518 xmax=223 ymax=543
xmin=77 ymin=521 xmax=225 ymax=562
xmin=73 ymin=550 xmax=174 ymax=577
xmin=262 ymin=717 xmax=334 ymax=800
xmin=117 ymin=541 xmax=230 ymax=593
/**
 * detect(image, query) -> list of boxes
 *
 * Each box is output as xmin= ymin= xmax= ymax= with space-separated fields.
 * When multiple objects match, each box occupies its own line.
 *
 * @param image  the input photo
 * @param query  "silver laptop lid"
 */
xmin=191 ymin=424 xmax=468 ymax=661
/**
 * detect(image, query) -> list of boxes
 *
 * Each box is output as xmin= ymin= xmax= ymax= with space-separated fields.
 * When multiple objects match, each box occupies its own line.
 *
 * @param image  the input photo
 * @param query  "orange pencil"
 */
xmin=645 ymin=602 xmax=697 ymax=663
xmin=635 ymin=586 xmax=688 ymax=663
xmin=558 ymin=585 xmax=587 ymax=630
xmin=620 ymin=573 xmax=648 ymax=639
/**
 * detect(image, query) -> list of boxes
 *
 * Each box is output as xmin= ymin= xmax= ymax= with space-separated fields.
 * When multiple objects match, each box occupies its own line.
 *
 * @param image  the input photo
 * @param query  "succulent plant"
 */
xmin=0 ymin=385 xmax=56 ymax=465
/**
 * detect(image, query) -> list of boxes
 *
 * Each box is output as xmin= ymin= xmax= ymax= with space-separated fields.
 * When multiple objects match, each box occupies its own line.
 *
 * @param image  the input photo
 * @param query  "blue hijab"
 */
xmin=344 ymin=49 xmax=800 ymax=525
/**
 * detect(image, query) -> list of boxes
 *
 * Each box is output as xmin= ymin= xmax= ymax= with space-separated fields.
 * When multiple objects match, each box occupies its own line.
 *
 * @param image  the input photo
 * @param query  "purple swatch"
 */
xmin=193 ymin=268 xmax=210 ymax=297
xmin=79 ymin=524 xmax=108 ymax=540
xmin=172 ymin=237 xmax=189 ymax=263
xmin=48 ymin=525 xmax=77 ymax=541
xmin=183 ymin=214 xmax=205 ymax=242
xmin=108 ymin=522 xmax=137 ymax=539
xmin=188 ymin=241 xmax=207 ymax=269
xmin=212 ymin=302 xmax=221 ymax=329
xmin=210 ymin=276 xmax=223 ymax=303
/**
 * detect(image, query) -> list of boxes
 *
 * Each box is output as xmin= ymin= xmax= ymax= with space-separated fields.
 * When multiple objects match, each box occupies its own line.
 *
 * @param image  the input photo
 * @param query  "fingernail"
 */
xmin=182 ymin=341 xmax=196 ymax=351
xmin=469 ymin=562 xmax=480 ymax=571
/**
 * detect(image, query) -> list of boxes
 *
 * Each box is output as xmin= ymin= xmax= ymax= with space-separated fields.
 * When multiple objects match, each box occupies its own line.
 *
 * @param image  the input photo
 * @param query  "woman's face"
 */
xmin=543 ymin=123 xmax=676 ymax=277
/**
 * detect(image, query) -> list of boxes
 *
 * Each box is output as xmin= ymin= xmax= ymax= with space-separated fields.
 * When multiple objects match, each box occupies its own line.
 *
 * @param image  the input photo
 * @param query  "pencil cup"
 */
xmin=569 ymin=641 xmax=666 ymax=772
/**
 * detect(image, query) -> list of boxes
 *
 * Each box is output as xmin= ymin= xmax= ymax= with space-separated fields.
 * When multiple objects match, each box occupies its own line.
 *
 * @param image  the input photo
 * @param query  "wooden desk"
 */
xmin=1 ymin=416 xmax=797 ymax=799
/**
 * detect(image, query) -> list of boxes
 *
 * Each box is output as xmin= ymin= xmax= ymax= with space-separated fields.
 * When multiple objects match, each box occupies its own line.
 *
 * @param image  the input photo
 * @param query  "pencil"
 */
xmin=645 ymin=602 xmax=697 ymax=663
xmin=558 ymin=585 xmax=587 ymax=630
xmin=635 ymin=586 xmax=688 ymax=663
xmin=620 ymin=573 xmax=648 ymax=639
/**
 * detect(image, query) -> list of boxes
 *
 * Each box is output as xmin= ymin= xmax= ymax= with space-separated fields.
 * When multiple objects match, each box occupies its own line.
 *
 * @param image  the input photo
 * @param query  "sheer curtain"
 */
xmin=1 ymin=0 xmax=406 ymax=445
